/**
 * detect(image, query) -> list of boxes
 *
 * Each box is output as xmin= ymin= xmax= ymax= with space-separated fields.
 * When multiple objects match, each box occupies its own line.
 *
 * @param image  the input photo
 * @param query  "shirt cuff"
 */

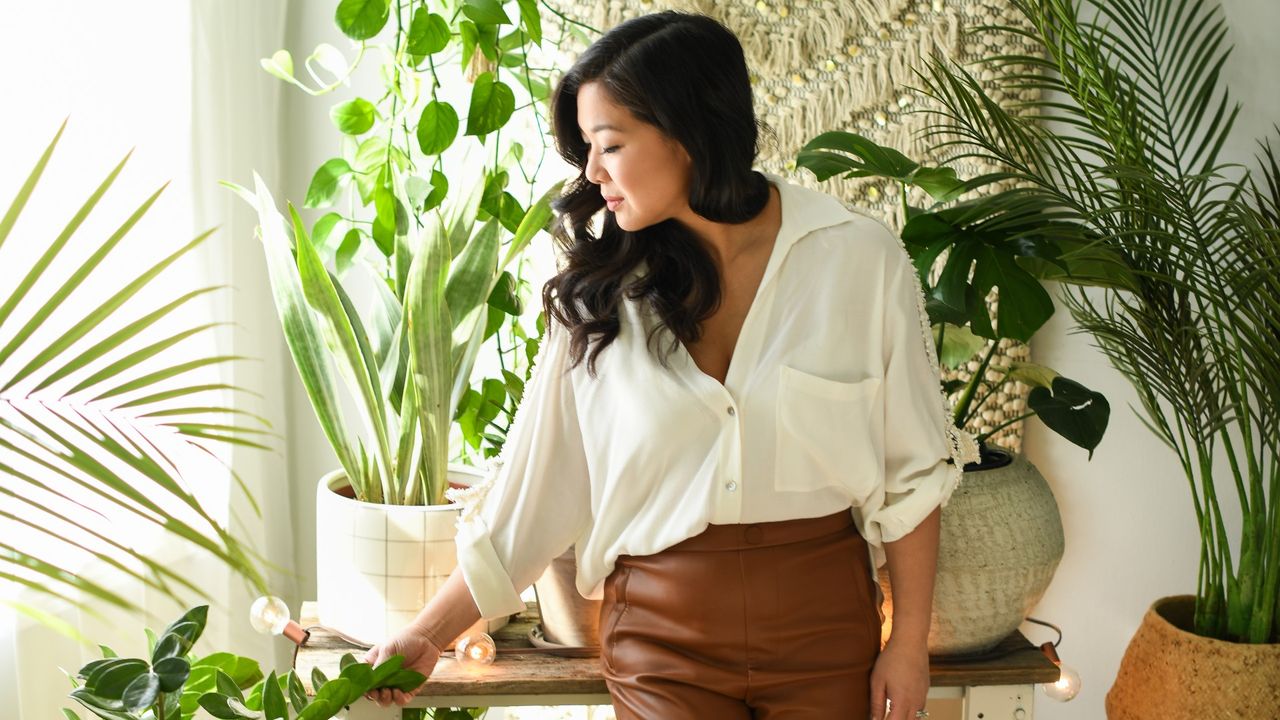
xmin=856 ymin=456 xmax=964 ymax=568
xmin=455 ymin=515 xmax=529 ymax=620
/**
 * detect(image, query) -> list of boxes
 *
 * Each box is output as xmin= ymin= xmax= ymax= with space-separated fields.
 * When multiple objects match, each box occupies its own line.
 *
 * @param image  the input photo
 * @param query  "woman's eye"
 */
xmin=602 ymin=146 xmax=619 ymax=154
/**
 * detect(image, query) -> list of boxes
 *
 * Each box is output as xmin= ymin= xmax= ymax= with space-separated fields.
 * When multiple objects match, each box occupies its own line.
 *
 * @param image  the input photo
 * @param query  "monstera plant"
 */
xmin=797 ymin=131 xmax=1117 ymax=457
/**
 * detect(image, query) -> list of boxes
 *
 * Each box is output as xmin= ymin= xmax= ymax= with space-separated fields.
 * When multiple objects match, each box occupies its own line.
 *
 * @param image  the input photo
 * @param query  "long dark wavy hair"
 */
xmin=541 ymin=10 xmax=775 ymax=377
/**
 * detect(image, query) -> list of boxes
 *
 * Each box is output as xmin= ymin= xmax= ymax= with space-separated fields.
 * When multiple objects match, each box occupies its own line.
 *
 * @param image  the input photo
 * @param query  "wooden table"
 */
xmin=295 ymin=601 xmax=1059 ymax=719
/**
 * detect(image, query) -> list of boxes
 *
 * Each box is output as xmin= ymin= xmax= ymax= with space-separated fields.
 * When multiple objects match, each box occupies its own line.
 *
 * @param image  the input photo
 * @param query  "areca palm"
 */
xmin=914 ymin=0 xmax=1278 ymax=641
xmin=0 ymin=120 xmax=271 ymax=630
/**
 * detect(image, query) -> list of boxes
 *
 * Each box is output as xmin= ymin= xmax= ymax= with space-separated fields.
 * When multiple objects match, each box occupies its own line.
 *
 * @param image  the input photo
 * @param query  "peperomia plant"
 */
xmin=63 ymin=605 xmax=427 ymax=720
xmin=238 ymin=0 xmax=592 ymax=505
xmin=797 ymin=132 xmax=1118 ymax=458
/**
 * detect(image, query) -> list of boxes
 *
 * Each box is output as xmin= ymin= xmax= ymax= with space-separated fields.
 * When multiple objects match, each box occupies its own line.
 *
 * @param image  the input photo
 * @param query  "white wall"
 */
xmin=276 ymin=2 xmax=1280 ymax=719
xmin=1022 ymin=1 xmax=1279 ymax=717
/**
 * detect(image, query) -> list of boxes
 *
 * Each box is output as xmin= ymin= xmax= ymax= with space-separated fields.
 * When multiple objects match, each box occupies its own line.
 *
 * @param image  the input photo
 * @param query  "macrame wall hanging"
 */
xmin=540 ymin=0 xmax=1042 ymax=453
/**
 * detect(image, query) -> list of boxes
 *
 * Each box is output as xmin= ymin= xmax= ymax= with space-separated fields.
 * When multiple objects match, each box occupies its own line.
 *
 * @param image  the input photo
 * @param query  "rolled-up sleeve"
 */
xmin=854 ymin=234 xmax=981 ymax=568
xmin=447 ymin=316 xmax=591 ymax=619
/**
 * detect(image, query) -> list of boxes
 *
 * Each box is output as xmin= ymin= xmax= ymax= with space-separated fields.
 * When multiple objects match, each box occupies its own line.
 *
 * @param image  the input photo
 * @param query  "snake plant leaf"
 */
xmin=246 ymin=174 xmax=363 ymax=494
xmin=405 ymin=212 xmax=453 ymax=505
xmin=291 ymin=201 xmax=396 ymax=500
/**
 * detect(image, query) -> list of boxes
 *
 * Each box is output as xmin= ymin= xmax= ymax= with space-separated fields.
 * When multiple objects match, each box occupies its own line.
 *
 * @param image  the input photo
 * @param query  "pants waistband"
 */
xmin=661 ymin=509 xmax=856 ymax=552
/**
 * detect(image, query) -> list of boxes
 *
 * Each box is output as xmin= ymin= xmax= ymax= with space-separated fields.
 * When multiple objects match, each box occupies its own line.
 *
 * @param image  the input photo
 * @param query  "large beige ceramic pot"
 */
xmin=314 ymin=464 xmax=506 ymax=647
xmin=1106 ymin=594 xmax=1280 ymax=718
xmin=877 ymin=445 xmax=1065 ymax=655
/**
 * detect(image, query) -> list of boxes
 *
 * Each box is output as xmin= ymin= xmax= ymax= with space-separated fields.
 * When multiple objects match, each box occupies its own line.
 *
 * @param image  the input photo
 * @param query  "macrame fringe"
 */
xmin=540 ymin=0 xmax=1039 ymax=452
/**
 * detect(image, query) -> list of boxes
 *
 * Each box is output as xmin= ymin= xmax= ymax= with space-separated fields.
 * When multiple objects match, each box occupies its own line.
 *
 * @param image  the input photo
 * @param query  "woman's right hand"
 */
xmin=362 ymin=623 xmax=445 ymax=707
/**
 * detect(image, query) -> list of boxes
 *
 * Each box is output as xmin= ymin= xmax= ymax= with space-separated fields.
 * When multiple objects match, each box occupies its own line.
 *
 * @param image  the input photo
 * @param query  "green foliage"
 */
xmin=241 ymin=0 xmax=588 ymax=504
xmin=894 ymin=0 xmax=1279 ymax=642
xmin=64 ymin=605 xmax=426 ymax=720
xmin=0 ymin=120 xmax=271 ymax=623
xmin=798 ymin=131 xmax=1112 ymax=456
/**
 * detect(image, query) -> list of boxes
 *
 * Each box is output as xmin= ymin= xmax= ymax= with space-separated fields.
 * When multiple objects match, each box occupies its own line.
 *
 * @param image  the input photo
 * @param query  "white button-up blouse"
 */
xmin=448 ymin=171 xmax=981 ymax=621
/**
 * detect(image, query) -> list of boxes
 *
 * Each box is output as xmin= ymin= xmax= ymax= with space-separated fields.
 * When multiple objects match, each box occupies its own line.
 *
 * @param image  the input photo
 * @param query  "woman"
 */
xmin=364 ymin=11 xmax=975 ymax=720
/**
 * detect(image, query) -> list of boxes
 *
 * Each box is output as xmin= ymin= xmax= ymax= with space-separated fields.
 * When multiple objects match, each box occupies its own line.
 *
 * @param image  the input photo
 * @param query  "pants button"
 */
xmin=744 ymin=525 xmax=764 ymax=544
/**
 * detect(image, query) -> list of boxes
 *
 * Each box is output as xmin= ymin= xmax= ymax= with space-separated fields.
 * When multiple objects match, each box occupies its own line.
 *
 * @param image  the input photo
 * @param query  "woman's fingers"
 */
xmin=869 ymin=680 xmax=886 ymax=720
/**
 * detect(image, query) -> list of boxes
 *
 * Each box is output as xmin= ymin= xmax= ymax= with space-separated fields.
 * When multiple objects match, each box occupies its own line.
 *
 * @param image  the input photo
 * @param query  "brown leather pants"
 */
xmin=598 ymin=509 xmax=882 ymax=719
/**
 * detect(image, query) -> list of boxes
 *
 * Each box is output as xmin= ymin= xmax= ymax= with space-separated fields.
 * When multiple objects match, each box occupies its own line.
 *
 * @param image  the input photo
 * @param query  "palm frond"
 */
xmin=0 ymin=122 xmax=271 ymax=628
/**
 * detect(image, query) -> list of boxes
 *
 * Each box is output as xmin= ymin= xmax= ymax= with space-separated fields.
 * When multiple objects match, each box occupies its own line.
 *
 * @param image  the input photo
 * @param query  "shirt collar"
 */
xmin=624 ymin=171 xmax=857 ymax=284
xmin=760 ymin=170 xmax=858 ymax=259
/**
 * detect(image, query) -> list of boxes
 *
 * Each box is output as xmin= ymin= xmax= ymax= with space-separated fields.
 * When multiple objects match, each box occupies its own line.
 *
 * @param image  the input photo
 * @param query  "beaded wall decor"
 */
xmin=537 ymin=0 xmax=1040 ymax=452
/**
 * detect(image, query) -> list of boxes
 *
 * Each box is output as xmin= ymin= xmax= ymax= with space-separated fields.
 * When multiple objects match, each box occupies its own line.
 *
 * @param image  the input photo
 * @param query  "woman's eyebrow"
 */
xmin=580 ymin=123 xmax=624 ymax=136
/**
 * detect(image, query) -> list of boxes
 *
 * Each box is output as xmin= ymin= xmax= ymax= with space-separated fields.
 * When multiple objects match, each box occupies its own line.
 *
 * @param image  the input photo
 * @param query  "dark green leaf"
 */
xmin=516 ymin=0 xmax=541 ymax=44
xmin=335 ymin=0 xmax=390 ymax=40
xmin=1028 ymin=376 xmax=1110 ymax=458
xmin=372 ymin=182 xmax=398 ymax=256
xmin=122 ymin=672 xmax=160 ymax=712
xmin=338 ymin=653 xmax=358 ymax=672
xmin=462 ymin=0 xmax=510 ymax=26
xmin=199 ymin=693 xmax=262 ymax=719
xmin=423 ymin=170 xmax=449 ymax=211
xmin=465 ymin=72 xmax=515 ymax=137
xmin=215 ymin=669 xmax=246 ymax=702
xmin=152 ymin=656 xmax=190 ymax=693
xmin=458 ymin=21 xmax=478 ymax=71
xmin=287 ymin=671 xmax=309 ymax=712
xmin=77 ymin=658 xmax=115 ymax=681
xmin=330 ymin=98 xmax=377 ymax=135
xmin=304 ymin=159 xmax=352 ymax=209
xmin=417 ymin=100 xmax=459 ymax=155
xmin=367 ymin=655 xmax=405 ymax=687
xmin=336 ymin=228 xmax=362 ymax=275
xmin=487 ymin=271 xmax=520 ymax=315
xmin=408 ymin=9 xmax=451 ymax=55
xmin=90 ymin=658 xmax=148 ymax=699
xmin=68 ymin=688 xmax=129 ymax=719
xmin=262 ymin=671 xmax=287 ymax=720
xmin=310 ymin=667 xmax=328 ymax=693
xmin=380 ymin=668 xmax=427 ymax=692
xmin=311 ymin=212 xmax=344 ymax=254
xmin=159 ymin=608 xmax=208 ymax=647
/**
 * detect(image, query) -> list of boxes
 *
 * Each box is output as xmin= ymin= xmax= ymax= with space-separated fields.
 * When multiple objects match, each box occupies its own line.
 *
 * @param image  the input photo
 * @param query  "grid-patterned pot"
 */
xmin=315 ymin=466 xmax=506 ymax=647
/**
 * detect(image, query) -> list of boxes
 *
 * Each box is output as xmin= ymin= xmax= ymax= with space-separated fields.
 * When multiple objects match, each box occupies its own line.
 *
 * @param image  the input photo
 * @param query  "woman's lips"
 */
xmin=605 ymin=197 xmax=623 ymax=211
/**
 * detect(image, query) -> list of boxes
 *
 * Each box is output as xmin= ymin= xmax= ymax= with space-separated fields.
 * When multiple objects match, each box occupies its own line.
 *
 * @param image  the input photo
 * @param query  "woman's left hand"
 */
xmin=868 ymin=639 xmax=930 ymax=720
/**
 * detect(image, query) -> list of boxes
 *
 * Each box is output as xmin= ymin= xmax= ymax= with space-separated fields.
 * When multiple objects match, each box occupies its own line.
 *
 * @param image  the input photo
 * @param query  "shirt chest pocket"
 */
xmin=774 ymin=365 xmax=884 ymax=496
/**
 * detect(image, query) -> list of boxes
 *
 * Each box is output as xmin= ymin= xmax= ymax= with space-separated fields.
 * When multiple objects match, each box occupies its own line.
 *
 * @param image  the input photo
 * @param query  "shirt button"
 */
xmin=725 ymin=480 xmax=738 ymax=492
xmin=726 ymin=406 xmax=736 ymax=416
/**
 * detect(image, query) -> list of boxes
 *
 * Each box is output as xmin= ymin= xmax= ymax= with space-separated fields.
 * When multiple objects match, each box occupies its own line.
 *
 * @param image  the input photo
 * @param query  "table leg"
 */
xmin=963 ymin=684 xmax=1034 ymax=719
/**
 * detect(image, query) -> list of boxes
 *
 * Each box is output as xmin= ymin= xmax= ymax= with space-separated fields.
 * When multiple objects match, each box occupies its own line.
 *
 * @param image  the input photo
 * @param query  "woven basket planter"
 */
xmin=877 ymin=445 xmax=1065 ymax=656
xmin=1106 ymin=595 xmax=1280 ymax=718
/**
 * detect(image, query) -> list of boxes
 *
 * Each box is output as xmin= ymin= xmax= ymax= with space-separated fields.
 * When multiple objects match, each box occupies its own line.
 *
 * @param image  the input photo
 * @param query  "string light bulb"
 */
xmin=454 ymin=632 xmax=497 ymax=667
xmin=1038 ymin=641 xmax=1082 ymax=701
xmin=249 ymin=595 xmax=310 ymax=645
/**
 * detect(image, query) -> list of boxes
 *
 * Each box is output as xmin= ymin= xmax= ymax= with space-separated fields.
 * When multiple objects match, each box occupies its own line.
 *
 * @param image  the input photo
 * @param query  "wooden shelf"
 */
xmin=296 ymin=600 xmax=1059 ymax=701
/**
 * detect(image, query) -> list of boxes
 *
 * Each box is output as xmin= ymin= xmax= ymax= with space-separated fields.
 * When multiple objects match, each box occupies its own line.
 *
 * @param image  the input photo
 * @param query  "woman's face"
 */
xmin=575 ymin=81 xmax=692 ymax=231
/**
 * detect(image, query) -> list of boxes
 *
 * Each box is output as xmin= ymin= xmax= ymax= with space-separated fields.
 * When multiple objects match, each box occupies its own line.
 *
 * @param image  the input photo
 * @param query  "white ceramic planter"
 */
xmin=315 ymin=464 xmax=508 ymax=647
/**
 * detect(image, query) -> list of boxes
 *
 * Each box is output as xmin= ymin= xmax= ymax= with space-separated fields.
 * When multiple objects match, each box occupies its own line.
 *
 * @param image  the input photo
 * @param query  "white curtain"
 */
xmin=0 ymin=3 xmax=296 ymax=718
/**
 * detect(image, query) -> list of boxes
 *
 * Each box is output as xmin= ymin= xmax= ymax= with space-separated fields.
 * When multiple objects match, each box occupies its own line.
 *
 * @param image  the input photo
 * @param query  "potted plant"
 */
xmin=234 ymin=0 xmax=580 ymax=648
xmin=796 ymin=130 xmax=1119 ymax=655
xmin=62 ymin=604 xmax=430 ymax=720
xmin=0 ymin=121 xmax=270 ymax=623
xmin=891 ymin=0 xmax=1280 ymax=711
